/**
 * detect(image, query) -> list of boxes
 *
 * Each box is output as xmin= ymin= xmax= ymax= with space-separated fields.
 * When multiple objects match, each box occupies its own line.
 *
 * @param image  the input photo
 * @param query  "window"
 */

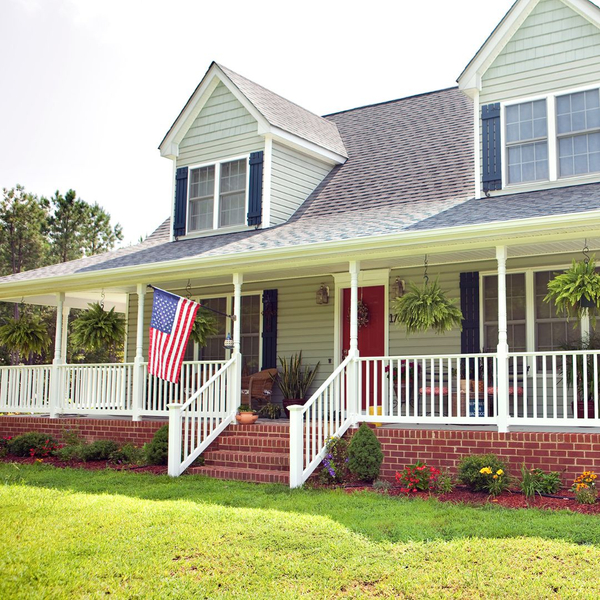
xmin=557 ymin=89 xmax=600 ymax=177
xmin=505 ymin=100 xmax=548 ymax=184
xmin=483 ymin=273 xmax=526 ymax=351
xmin=188 ymin=158 xmax=247 ymax=233
xmin=197 ymin=295 xmax=261 ymax=375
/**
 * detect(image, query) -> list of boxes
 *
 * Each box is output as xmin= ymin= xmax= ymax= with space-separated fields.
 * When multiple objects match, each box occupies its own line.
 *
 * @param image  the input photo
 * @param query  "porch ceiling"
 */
xmin=1 ymin=290 xmax=127 ymax=312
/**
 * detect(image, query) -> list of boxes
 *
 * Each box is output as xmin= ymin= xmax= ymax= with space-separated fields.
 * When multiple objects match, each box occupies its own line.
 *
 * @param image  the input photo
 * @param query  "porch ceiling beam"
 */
xmin=3 ymin=211 xmax=600 ymax=299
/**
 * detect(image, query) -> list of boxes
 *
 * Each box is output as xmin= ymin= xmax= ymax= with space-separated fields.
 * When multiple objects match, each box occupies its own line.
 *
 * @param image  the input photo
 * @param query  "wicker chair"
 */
xmin=240 ymin=368 xmax=278 ymax=410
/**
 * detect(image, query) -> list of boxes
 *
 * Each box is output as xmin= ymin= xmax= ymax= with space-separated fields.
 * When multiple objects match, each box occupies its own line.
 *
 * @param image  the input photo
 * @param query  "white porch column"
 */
xmin=60 ymin=307 xmax=70 ymax=362
xmin=231 ymin=274 xmax=243 ymax=419
xmin=132 ymin=284 xmax=146 ymax=421
xmin=496 ymin=246 xmax=509 ymax=433
xmin=167 ymin=402 xmax=183 ymax=476
xmin=348 ymin=261 xmax=360 ymax=426
xmin=49 ymin=292 xmax=65 ymax=418
xmin=288 ymin=405 xmax=304 ymax=488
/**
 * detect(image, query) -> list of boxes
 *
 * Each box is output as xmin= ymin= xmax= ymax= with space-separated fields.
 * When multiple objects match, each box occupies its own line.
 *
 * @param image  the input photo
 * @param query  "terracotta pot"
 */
xmin=282 ymin=399 xmax=305 ymax=418
xmin=236 ymin=412 xmax=258 ymax=424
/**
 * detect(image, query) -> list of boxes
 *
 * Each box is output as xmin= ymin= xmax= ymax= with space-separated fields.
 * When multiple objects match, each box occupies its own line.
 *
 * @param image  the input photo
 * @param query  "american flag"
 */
xmin=148 ymin=288 xmax=199 ymax=383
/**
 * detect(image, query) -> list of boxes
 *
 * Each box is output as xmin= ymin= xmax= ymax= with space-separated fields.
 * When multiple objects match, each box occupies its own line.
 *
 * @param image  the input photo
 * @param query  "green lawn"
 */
xmin=1 ymin=464 xmax=599 ymax=599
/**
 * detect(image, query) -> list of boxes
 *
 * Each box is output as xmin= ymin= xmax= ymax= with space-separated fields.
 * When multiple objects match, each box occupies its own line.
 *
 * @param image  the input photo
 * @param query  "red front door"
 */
xmin=342 ymin=285 xmax=385 ymax=409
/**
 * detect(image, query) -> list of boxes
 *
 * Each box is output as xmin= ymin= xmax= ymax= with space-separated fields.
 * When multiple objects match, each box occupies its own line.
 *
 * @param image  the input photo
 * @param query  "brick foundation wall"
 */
xmin=0 ymin=416 xmax=167 ymax=446
xmin=373 ymin=428 xmax=600 ymax=483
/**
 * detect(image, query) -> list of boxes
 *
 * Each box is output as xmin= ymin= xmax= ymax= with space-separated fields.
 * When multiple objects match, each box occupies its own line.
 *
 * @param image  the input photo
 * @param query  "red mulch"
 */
xmin=342 ymin=484 xmax=600 ymax=515
xmin=1 ymin=455 xmax=167 ymax=475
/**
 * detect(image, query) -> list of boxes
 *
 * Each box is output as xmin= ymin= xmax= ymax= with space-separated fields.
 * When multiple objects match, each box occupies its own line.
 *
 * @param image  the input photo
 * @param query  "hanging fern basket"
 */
xmin=71 ymin=302 xmax=125 ymax=352
xmin=391 ymin=279 xmax=463 ymax=336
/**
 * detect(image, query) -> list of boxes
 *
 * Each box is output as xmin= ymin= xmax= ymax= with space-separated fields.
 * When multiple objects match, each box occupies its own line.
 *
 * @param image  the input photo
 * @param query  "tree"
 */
xmin=46 ymin=189 xmax=123 ymax=263
xmin=0 ymin=186 xmax=48 ymax=277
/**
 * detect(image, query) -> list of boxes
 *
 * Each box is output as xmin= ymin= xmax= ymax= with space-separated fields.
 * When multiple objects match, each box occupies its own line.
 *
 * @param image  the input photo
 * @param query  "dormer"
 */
xmin=159 ymin=63 xmax=347 ymax=240
xmin=458 ymin=0 xmax=600 ymax=198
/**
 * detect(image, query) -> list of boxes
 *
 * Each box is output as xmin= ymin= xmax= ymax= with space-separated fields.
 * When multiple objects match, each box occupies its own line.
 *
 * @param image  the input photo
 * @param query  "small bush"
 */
xmin=373 ymin=479 xmax=392 ymax=493
xmin=571 ymin=471 xmax=598 ymax=505
xmin=56 ymin=444 xmax=85 ymax=462
xmin=347 ymin=423 xmax=383 ymax=482
xmin=258 ymin=403 xmax=281 ymax=419
xmin=61 ymin=427 xmax=84 ymax=447
xmin=319 ymin=436 xmax=349 ymax=484
xmin=80 ymin=440 xmax=119 ymax=462
xmin=145 ymin=425 xmax=169 ymax=465
xmin=0 ymin=436 xmax=12 ymax=458
xmin=396 ymin=461 xmax=440 ymax=494
xmin=458 ymin=454 xmax=508 ymax=492
xmin=108 ymin=443 xmax=145 ymax=465
xmin=520 ymin=464 xmax=562 ymax=498
xmin=8 ymin=432 xmax=59 ymax=457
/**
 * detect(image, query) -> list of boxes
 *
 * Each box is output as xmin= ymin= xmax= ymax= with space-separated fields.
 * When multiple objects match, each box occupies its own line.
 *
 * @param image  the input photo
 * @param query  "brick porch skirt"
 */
xmin=1 ymin=416 xmax=598 ymax=484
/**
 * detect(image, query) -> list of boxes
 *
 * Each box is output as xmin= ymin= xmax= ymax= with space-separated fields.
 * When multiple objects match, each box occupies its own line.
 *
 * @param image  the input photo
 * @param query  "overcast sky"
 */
xmin=0 ymin=0 xmax=515 ymax=244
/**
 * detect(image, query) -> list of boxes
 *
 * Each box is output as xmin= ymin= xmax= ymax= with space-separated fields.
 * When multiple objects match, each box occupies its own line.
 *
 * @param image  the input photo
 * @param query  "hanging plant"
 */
xmin=0 ymin=315 xmax=51 ymax=361
xmin=391 ymin=279 xmax=463 ymax=335
xmin=189 ymin=308 xmax=218 ymax=347
xmin=348 ymin=300 xmax=370 ymax=329
xmin=544 ymin=256 xmax=600 ymax=326
xmin=71 ymin=303 xmax=125 ymax=359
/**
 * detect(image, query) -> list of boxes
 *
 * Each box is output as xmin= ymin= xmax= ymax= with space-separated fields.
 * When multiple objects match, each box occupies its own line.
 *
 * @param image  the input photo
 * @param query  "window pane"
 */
xmin=556 ymin=89 xmax=600 ymax=134
xmin=483 ymin=274 xmax=526 ymax=351
xmin=188 ymin=166 xmax=215 ymax=232
xmin=219 ymin=159 xmax=246 ymax=227
xmin=507 ymin=141 xmax=548 ymax=183
xmin=199 ymin=298 xmax=227 ymax=361
xmin=559 ymin=133 xmax=600 ymax=177
xmin=188 ymin=198 xmax=213 ymax=231
xmin=240 ymin=295 xmax=260 ymax=375
xmin=506 ymin=100 xmax=546 ymax=143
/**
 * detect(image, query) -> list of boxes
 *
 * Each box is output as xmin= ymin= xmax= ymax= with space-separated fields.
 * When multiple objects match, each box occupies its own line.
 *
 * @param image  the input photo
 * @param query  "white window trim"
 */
xmin=479 ymin=265 xmax=592 ymax=353
xmin=499 ymin=81 xmax=600 ymax=191
xmin=192 ymin=292 xmax=263 ymax=369
xmin=185 ymin=154 xmax=251 ymax=236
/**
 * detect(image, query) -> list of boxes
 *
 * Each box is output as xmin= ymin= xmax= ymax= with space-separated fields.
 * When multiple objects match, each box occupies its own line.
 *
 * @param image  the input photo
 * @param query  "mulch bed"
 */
xmin=343 ymin=484 xmax=600 ymax=515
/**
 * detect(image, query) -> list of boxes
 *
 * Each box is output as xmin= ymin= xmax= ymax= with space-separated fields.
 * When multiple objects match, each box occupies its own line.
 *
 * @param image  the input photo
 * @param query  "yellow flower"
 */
xmin=496 ymin=469 xmax=504 ymax=476
xmin=480 ymin=467 xmax=492 ymax=475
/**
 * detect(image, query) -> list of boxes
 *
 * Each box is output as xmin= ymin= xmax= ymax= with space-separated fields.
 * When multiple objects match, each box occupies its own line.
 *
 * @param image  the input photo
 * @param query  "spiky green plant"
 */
xmin=189 ymin=308 xmax=217 ymax=347
xmin=391 ymin=279 xmax=463 ymax=335
xmin=71 ymin=303 xmax=125 ymax=361
xmin=278 ymin=352 xmax=320 ymax=400
xmin=545 ymin=257 xmax=600 ymax=326
xmin=0 ymin=315 xmax=51 ymax=361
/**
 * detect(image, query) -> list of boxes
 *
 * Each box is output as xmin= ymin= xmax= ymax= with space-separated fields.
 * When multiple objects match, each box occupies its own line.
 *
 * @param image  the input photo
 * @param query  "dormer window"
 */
xmin=557 ymin=89 xmax=600 ymax=178
xmin=506 ymin=99 xmax=548 ymax=184
xmin=187 ymin=158 xmax=247 ymax=233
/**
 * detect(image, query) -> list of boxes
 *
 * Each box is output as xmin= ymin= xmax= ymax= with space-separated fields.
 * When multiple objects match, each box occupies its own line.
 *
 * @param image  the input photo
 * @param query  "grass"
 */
xmin=1 ymin=464 xmax=600 ymax=599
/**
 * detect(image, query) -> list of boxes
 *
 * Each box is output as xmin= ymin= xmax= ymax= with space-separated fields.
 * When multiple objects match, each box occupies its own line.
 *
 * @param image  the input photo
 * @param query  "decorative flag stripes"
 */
xmin=148 ymin=288 xmax=199 ymax=383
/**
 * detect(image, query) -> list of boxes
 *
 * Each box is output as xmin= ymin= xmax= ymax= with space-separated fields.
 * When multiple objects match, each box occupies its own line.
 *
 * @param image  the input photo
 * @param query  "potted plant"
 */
xmin=545 ymin=257 xmax=600 ymax=325
xmin=278 ymin=352 xmax=320 ymax=417
xmin=189 ymin=308 xmax=217 ymax=347
xmin=0 ymin=313 xmax=51 ymax=364
xmin=235 ymin=404 xmax=258 ymax=425
xmin=391 ymin=279 xmax=463 ymax=335
xmin=71 ymin=302 xmax=125 ymax=362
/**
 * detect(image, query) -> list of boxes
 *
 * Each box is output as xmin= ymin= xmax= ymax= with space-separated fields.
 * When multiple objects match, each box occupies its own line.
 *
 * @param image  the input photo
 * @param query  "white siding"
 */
xmin=270 ymin=142 xmax=332 ymax=225
xmin=481 ymin=0 xmax=600 ymax=104
xmin=177 ymin=81 xmax=264 ymax=168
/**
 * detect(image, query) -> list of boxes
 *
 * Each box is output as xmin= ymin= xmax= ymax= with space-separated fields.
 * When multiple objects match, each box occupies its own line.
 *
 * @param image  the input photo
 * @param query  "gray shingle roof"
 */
xmin=218 ymin=64 xmax=347 ymax=158
xmin=4 ymin=86 xmax=600 ymax=287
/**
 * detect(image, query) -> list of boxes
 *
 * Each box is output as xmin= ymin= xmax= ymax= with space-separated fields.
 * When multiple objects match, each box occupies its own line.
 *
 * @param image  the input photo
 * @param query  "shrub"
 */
xmin=520 ymin=464 xmax=562 ymax=498
xmin=347 ymin=423 xmax=383 ymax=482
xmin=571 ymin=471 xmax=598 ymax=505
xmin=145 ymin=425 xmax=169 ymax=465
xmin=8 ymin=432 xmax=59 ymax=458
xmin=434 ymin=468 xmax=455 ymax=494
xmin=458 ymin=454 xmax=508 ymax=492
xmin=80 ymin=440 xmax=119 ymax=462
xmin=0 ymin=436 xmax=12 ymax=458
xmin=373 ymin=479 xmax=392 ymax=493
xmin=478 ymin=466 xmax=510 ymax=496
xmin=56 ymin=444 xmax=85 ymax=462
xmin=61 ymin=427 xmax=84 ymax=447
xmin=319 ymin=436 xmax=349 ymax=484
xmin=108 ymin=443 xmax=145 ymax=465
xmin=396 ymin=461 xmax=440 ymax=494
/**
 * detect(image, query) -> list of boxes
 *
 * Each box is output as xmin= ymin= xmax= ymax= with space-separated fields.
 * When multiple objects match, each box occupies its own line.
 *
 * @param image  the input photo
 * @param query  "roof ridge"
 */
xmin=323 ymin=86 xmax=460 ymax=117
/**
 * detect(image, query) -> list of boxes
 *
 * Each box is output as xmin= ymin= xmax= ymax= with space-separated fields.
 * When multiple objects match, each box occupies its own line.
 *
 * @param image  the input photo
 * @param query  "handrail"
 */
xmin=180 ymin=356 xmax=236 ymax=411
xmin=301 ymin=353 xmax=353 ymax=414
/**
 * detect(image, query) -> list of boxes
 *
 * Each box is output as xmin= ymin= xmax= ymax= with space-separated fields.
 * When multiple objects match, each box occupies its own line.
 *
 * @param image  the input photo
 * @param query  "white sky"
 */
xmin=0 ymin=0 xmax=515 ymax=245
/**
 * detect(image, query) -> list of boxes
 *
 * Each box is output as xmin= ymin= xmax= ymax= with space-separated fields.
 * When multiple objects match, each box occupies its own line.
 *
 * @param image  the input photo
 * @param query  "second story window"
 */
xmin=557 ymin=89 xmax=600 ymax=177
xmin=506 ymin=99 xmax=548 ymax=184
xmin=188 ymin=158 xmax=247 ymax=233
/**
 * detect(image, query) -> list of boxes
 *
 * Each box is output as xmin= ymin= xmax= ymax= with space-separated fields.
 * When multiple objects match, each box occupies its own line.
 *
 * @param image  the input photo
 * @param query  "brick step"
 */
xmin=202 ymin=449 xmax=289 ymax=470
xmin=187 ymin=465 xmax=289 ymax=484
xmin=215 ymin=436 xmax=290 ymax=451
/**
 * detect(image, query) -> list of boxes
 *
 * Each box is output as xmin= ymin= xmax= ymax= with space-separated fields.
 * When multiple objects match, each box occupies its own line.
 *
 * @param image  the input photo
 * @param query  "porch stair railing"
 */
xmin=289 ymin=353 xmax=355 ymax=488
xmin=168 ymin=353 xmax=241 ymax=477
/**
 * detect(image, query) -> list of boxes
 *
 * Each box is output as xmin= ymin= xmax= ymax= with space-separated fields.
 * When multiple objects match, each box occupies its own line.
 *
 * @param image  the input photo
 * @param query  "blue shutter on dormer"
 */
xmin=481 ymin=103 xmax=502 ymax=193
xmin=247 ymin=151 xmax=264 ymax=226
xmin=173 ymin=166 xmax=188 ymax=238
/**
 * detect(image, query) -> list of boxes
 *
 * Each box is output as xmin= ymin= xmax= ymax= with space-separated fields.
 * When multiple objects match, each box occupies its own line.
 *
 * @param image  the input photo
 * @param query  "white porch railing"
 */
xmin=289 ymin=353 xmax=354 ymax=488
xmin=59 ymin=363 xmax=135 ymax=414
xmin=0 ymin=365 xmax=52 ymax=413
xmin=142 ymin=360 xmax=226 ymax=416
xmin=168 ymin=353 xmax=241 ymax=476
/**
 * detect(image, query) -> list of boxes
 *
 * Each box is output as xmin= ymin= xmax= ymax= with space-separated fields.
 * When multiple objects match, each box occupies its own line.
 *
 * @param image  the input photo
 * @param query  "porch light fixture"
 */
xmin=393 ymin=277 xmax=405 ymax=299
xmin=224 ymin=333 xmax=235 ymax=350
xmin=316 ymin=284 xmax=329 ymax=305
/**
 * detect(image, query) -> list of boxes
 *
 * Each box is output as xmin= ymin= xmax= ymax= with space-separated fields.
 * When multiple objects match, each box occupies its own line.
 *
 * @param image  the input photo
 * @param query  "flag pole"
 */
xmin=146 ymin=284 xmax=237 ymax=320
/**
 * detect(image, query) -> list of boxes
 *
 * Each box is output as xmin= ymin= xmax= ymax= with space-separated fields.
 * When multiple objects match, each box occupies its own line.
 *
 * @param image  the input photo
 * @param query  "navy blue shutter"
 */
xmin=173 ymin=167 xmax=188 ymax=238
xmin=460 ymin=272 xmax=480 ymax=354
xmin=247 ymin=151 xmax=264 ymax=226
xmin=481 ymin=103 xmax=502 ymax=193
xmin=261 ymin=289 xmax=277 ymax=369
